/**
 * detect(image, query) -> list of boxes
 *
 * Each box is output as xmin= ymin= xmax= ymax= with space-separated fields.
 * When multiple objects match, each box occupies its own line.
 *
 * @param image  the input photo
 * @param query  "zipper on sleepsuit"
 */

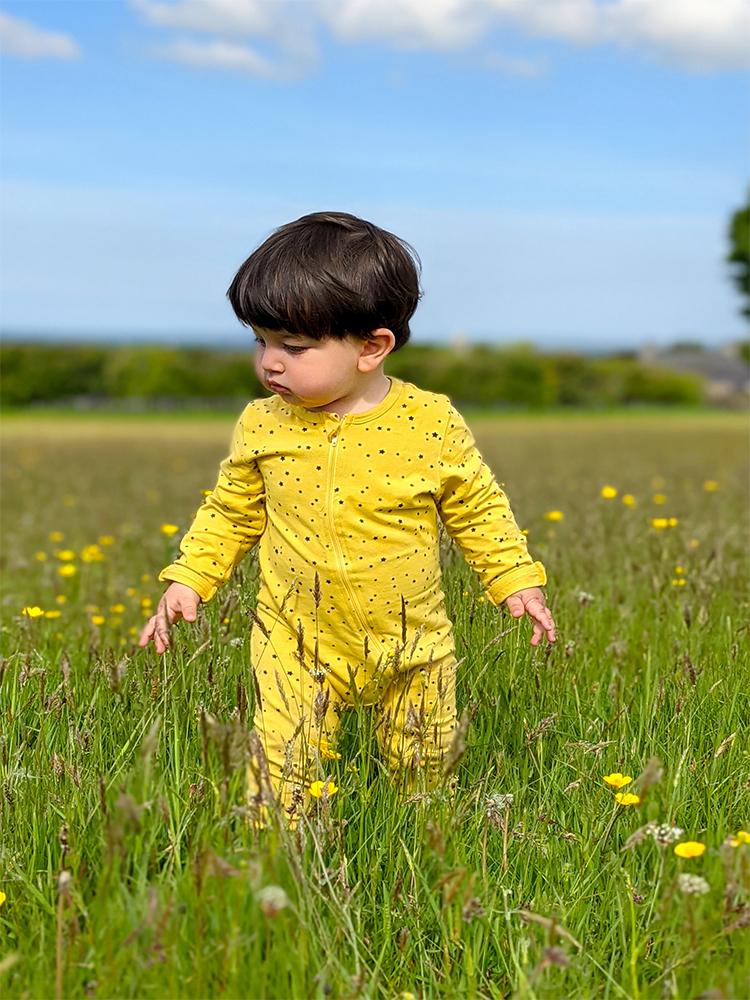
xmin=326 ymin=425 xmax=387 ymax=661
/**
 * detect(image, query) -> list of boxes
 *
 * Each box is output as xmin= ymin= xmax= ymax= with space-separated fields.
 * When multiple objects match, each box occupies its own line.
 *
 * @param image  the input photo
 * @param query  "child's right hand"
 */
xmin=138 ymin=582 xmax=201 ymax=655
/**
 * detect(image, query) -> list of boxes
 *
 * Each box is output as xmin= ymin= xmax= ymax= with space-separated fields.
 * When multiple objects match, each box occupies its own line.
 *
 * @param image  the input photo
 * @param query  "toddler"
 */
xmin=139 ymin=211 xmax=555 ymax=821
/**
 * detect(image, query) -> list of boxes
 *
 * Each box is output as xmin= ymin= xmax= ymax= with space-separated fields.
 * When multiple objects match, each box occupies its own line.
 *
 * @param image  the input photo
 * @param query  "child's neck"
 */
xmin=306 ymin=370 xmax=392 ymax=417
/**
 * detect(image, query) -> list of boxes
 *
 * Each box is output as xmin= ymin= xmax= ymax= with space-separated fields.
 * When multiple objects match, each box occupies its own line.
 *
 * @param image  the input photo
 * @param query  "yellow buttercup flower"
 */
xmin=81 ymin=544 xmax=104 ymax=563
xmin=309 ymin=779 xmax=338 ymax=799
xmin=615 ymin=792 xmax=641 ymax=806
xmin=674 ymin=841 xmax=706 ymax=858
xmin=109 ymin=603 xmax=126 ymax=614
xmin=729 ymin=831 xmax=750 ymax=847
xmin=22 ymin=606 xmax=44 ymax=618
xmin=703 ymin=480 xmax=719 ymax=492
xmin=621 ymin=494 xmax=637 ymax=508
xmin=48 ymin=531 xmax=64 ymax=542
xmin=0 ymin=890 xmax=5 ymax=906
xmin=674 ymin=566 xmax=685 ymax=575
xmin=98 ymin=535 xmax=115 ymax=545
xmin=652 ymin=493 xmax=667 ymax=505
xmin=58 ymin=564 xmax=77 ymax=578
xmin=671 ymin=578 xmax=687 ymax=587
xmin=91 ymin=615 xmax=106 ymax=626
xmin=44 ymin=610 xmax=62 ymax=619
xmin=603 ymin=773 xmax=632 ymax=789
xmin=312 ymin=737 xmax=342 ymax=761
xmin=55 ymin=595 xmax=67 ymax=605
xmin=34 ymin=551 xmax=47 ymax=561
xmin=55 ymin=549 xmax=76 ymax=561
xmin=544 ymin=510 xmax=564 ymax=521
xmin=651 ymin=517 xmax=679 ymax=530
xmin=160 ymin=523 xmax=179 ymax=537
xmin=600 ymin=485 xmax=618 ymax=499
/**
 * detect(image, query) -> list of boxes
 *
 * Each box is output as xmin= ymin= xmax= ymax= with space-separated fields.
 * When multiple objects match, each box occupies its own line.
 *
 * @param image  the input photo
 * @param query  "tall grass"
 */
xmin=1 ymin=412 xmax=748 ymax=998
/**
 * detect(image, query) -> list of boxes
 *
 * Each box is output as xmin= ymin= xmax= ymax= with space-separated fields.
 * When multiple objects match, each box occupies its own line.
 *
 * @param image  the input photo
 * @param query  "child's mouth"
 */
xmin=267 ymin=380 xmax=289 ymax=393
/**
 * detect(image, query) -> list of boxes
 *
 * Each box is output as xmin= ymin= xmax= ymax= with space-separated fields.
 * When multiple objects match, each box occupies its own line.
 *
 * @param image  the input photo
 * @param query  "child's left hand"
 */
xmin=505 ymin=587 xmax=556 ymax=646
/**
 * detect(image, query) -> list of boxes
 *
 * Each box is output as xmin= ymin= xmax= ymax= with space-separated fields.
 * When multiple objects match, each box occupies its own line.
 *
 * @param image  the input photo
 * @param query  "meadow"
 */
xmin=1 ymin=409 xmax=748 ymax=999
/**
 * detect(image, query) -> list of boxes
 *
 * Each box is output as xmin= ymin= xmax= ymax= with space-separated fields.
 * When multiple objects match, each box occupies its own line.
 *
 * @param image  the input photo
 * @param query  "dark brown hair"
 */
xmin=226 ymin=211 xmax=421 ymax=351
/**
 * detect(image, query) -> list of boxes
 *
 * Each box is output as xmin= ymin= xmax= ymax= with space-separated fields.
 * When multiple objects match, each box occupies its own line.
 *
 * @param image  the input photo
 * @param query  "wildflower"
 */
xmin=651 ymin=517 xmax=679 ymax=530
xmin=0 ymin=890 xmax=5 ymax=906
xmin=22 ymin=606 xmax=44 ymax=618
xmin=48 ymin=531 xmax=64 ymax=542
xmin=653 ymin=493 xmax=667 ymax=505
xmin=615 ymin=792 xmax=641 ymax=806
xmin=141 ymin=597 xmax=153 ymax=609
xmin=674 ymin=841 xmax=706 ymax=859
xmin=126 ymin=587 xmax=138 ymax=598
xmin=34 ymin=551 xmax=47 ymax=561
xmin=728 ymin=831 xmax=750 ymax=848
xmin=688 ymin=538 xmax=700 ymax=549
xmin=55 ymin=549 xmax=76 ymax=561
xmin=91 ymin=615 xmax=106 ymax=626
xmin=621 ymin=494 xmax=637 ymax=507
xmin=309 ymin=779 xmax=338 ymax=799
xmin=98 ymin=535 xmax=115 ymax=545
xmin=677 ymin=874 xmax=710 ymax=896
xmin=160 ymin=523 xmax=179 ymax=537
xmin=544 ymin=510 xmax=564 ymax=521
xmin=109 ymin=604 xmax=125 ymax=614
xmin=81 ymin=544 xmax=104 ymax=563
xmin=603 ymin=773 xmax=632 ymax=789
xmin=485 ymin=793 xmax=514 ymax=827
xmin=44 ymin=610 xmax=62 ymax=619
xmin=671 ymin=578 xmax=687 ymax=587
xmin=600 ymin=485 xmax=618 ymax=499
xmin=311 ymin=737 xmax=341 ymax=761
xmin=703 ymin=480 xmax=719 ymax=492
xmin=140 ymin=574 xmax=151 ymax=584
xmin=577 ymin=590 xmax=596 ymax=605
xmin=648 ymin=823 xmax=684 ymax=846
xmin=255 ymin=885 xmax=289 ymax=917
xmin=674 ymin=566 xmax=685 ymax=575
xmin=55 ymin=595 xmax=67 ymax=605
xmin=58 ymin=565 xmax=77 ymax=578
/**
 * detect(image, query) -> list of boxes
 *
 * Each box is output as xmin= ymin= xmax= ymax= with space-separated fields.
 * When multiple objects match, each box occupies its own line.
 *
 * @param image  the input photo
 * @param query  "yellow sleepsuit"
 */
xmin=159 ymin=377 xmax=546 ymax=811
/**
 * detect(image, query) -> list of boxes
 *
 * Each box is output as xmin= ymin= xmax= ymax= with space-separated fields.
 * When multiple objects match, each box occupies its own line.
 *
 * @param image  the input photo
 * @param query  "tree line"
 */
xmin=0 ymin=340 xmax=707 ymax=409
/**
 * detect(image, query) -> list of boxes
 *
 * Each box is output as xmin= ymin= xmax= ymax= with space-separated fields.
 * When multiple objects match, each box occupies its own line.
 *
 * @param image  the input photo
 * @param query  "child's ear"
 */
xmin=357 ymin=328 xmax=396 ymax=372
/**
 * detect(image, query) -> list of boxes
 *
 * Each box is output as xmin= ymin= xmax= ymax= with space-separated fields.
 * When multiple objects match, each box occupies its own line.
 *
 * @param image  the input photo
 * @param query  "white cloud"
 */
xmin=601 ymin=0 xmax=750 ymax=71
xmin=153 ymin=39 xmax=286 ymax=77
xmin=131 ymin=0 xmax=750 ymax=73
xmin=317 ymin=0 xmax=488 ymax=50
xmin=0 ymin=10 xmax=80 ymax=59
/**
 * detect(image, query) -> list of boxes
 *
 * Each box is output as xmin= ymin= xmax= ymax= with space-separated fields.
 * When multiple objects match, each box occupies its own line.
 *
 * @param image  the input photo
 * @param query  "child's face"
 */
xmin=253 ymin=328 xmax=372 ymax=410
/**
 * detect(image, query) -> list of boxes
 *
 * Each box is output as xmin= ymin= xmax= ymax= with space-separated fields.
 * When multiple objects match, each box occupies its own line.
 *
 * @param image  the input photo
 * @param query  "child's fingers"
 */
xmin=505 ymin=595 xmax=525 ymax=618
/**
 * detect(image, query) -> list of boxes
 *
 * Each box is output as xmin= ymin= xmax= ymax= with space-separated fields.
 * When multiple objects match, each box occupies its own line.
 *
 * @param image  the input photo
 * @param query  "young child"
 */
xmin=139 ymin=211 xmax=555 ymax=821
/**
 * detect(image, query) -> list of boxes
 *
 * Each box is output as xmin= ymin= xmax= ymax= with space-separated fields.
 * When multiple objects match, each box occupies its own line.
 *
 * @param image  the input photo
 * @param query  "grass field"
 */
xmin=1 ymin=410 xmax=748 ymax=999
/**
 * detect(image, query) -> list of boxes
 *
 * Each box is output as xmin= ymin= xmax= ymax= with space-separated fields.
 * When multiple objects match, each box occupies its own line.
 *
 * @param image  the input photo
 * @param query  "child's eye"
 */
xmin=284 ymin=345 xmax=307 ymax=355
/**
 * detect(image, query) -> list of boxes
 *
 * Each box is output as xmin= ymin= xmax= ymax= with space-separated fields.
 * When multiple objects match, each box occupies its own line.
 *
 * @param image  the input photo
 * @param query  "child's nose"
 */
xmin=263 ymin=349 xmax=285 ymax=372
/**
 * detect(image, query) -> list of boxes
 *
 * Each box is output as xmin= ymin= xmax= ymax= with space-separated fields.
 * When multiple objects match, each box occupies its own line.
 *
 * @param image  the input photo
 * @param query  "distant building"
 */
xmin=639 ymin=342 xmax=750 ymax=403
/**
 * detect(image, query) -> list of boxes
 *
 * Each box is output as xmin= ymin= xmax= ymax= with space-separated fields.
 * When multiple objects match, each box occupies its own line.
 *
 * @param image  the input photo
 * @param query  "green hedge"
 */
xmin=0 ymin=341 xmax=704 ymax=409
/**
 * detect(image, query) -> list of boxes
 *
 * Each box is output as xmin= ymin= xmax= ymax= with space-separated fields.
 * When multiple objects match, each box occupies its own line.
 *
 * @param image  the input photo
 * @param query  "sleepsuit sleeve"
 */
xmin=158 ymin=408 xmax=267 ymax=602
xmin=436 ymin=404 xmax=546 ymax=605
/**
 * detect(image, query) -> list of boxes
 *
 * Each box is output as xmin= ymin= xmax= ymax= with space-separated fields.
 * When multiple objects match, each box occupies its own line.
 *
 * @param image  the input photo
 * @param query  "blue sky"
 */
xmin=0 ymin=1 xmax=748 ymax=350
